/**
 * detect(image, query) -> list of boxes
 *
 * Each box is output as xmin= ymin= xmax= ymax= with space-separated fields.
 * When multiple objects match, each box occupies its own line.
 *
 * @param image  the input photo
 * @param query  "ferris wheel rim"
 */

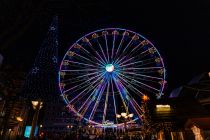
xmin=59 ymin=28 xmax=166 ymax=126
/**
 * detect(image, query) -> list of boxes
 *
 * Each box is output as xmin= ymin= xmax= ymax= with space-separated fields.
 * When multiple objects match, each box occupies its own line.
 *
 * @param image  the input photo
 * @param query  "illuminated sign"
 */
xmin=24 ymin=126 xmax=38 ymax=138
xmin=101 ymin=120 xmax=117 ymax=128
xmin=156 ymin=104 xmax=171 ymax=111
xmin=103 ymin=120 xmax=114 ymax=126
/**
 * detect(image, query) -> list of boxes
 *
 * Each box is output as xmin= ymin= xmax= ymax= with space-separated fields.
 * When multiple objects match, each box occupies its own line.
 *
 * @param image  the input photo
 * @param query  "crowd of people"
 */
xmin=36 ymin=128 xmax=153 ymax=140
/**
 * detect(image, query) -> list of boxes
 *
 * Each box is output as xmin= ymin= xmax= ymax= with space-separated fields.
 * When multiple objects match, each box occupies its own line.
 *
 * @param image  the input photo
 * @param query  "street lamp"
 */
xmin=30 ymin=100 xmax=43 ymax=140
xmin=116 ymin=113 xmax=134 ymax=133
xmin=121 ymin=112 xmax=127 ymax=117
xmin=31 ymin=101 xmax=43 ymax=109
xmin=16 ymin=116 xmax=23 ymax=122
xmin=116 ymin=114 xmax=121 ymax=118
xmin=128 ymin=114 xmax=134 ymax=118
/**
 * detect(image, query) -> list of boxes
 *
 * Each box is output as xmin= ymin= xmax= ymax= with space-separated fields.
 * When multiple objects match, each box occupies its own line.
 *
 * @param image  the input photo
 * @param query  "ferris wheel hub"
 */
xmin=106 ymin=64 xmax=114 ymax=72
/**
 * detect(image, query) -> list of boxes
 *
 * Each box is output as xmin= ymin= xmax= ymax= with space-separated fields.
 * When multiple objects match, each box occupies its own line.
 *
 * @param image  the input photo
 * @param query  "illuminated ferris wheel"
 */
xmin=59 ymin=28 xmax=166 ymax=126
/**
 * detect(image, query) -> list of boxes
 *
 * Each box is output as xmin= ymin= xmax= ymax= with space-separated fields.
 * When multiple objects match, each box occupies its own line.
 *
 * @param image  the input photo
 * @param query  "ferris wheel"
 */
xmin=59 ymin=28 xmax=166 ymax=126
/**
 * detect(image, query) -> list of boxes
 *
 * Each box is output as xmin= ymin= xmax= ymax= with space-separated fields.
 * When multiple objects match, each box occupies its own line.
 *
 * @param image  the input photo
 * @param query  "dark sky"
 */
xmin=0 ymin=0 xmax=210 ymax=95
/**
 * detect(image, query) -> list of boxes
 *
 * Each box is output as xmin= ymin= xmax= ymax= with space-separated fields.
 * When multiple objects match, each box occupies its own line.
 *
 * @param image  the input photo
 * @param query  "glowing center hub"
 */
xmin=106 ymin=64 xmax=114 ymax=72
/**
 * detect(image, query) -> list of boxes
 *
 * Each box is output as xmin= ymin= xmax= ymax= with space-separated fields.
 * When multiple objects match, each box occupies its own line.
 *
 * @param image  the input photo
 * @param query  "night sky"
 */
xmin=0 ymin=0 xmax=210 ymax=96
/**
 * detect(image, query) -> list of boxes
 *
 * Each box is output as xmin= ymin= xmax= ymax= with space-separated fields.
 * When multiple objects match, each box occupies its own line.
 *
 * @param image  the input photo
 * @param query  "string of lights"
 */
xmin=22 ymin=16 xmax=59 ymax=101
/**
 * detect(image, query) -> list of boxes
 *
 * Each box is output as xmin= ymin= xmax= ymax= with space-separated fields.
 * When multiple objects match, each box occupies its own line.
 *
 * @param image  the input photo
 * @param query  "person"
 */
xmin=81 ymin=129 xmax=89 ymax=140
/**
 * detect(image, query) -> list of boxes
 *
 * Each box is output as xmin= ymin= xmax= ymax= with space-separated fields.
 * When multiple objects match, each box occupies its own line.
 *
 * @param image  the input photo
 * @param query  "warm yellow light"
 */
xmin=16 ymin=117 xmax=23 ymax=122
xmin=128 ymin=113 xmax=134 ymax=118
xmin=31 ymin=101 xmax=43 ymax=109
xmin=121 ymin=112 xmax=127 ymax=117
xmin=40 ymin=124 xmax=43 ymax=128
xmin=40 ymin=104 xmax=43 ymax=109
xmin=156 ymin=104 xmax=171 ymax=111
xmin=208 ymin=72 xmax=210 ymax=77
xmin=116 ymin=114 xmax=121 ymax=118
xmin=142 ymin=95 xmax=149 ymax=102
xmin=31 ymin=101 xmax=39 ymax=107
xmin=156 ymin=105 xmax=170 ymax=108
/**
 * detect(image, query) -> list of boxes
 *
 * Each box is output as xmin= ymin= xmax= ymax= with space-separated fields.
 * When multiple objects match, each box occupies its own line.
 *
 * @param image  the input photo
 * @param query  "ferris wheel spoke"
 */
xmin=114 ymin=35 xmax=136 ymax=64
xmin=116 ymin=73 xmax=144 ymax=96
xmin=75 ymin=55 xmax=104 ymax=68
xmin=129 ymin=98 xmax=144 ymax=119
xmin=121 ymin=66 xmax=163 ymax=71
xmin=116 ymin=79 xmax=143 ymax=118
xmin=75 ymin=53 xmax=105 ymax=66
xmin=71 ymin=80 xmax=102 ymax=108
xmin=131 ymin=61 xmax=157 ymax=68
xmin=61 ymin=68 xmax=99 ymax=72
xmin=75 ymin=43 xmax=105 ymax=67
xmin=96 ymin=40 xmax=108 ymax=63
xmin=69 ymin=82 xmax=99 ymax=104
xmin=67 ymin=72 xmax=105 ymax=94
xmin=122 ymin=36 xmax=134 ymax=53
xmin=110 ymin=78 xmax=118 ymax=124
xmin=61 ymin=71 xmax=101 ymax=83
xmin=70 ymin=73 xmax=105 ymax=99
xmin=120 ymin=71 xmax=163 ymax=80
xmin=79 ymin=84 xmax=103 ymax=118
xmin=65 ymin=76 xmax=92 ymax=85
xmin=117 ymin=50 xmax=155 ymax=67
xmin=63 ymin=74 xmax=102 ymax=86
xmin=63 ymin=71 xmax=105 ymax=94
xmin=129 ymin=99 xmax=143 ymax=120
xmin=82 ymin=40 xmax=106 ymax=65
xmin=78 ymin=86 xmax=99 ymax=113
xmin=114 ymin=56 xmax=135 ymax=67
xmin=118 ymin=72 xmax=163 ymax=83
xmin=125 ymin=74 xmax=162 ymax=84
xmin=83 ymin=38 xmax=107 ymax=65
xmin=81 ymin=48 xmax=106 ymax=66
xmin=115 ymin=33 xmax=125 ymax=60
xmin=113 ymin=56 xmax=126 ymax=65
xmin=88 ymin=81 xmax=107 ymax=121
xmin=118 ymin=52 xmax=150 ymax=67
xmin=68 ymin=73 xmax=106 ymax=107
xmin=102 ymin=80 xmax=110 ymax=123
xmin=116 ymin=56 xmax=135 ymax=66
xmin=130 ymin=39 xmax=150 ymax=54
xmin=113 ymin=76 xmax=129 ymax=113
xmin=132 ymin=98 xmax=144 ymax=113
xmin=65 ymin=60 xmax=101 ymax=68
xmin=113 ymin=76 xmax=142 ymax=118
xmin=94 ymin=50 xmax=107 ymax=65
xmin=73 ymin=50 xmax=105 ymax=67
xmin=78 ymin=43 xmax=91 ymax=54
xmin=118 ymin=72 xmax=160 ymax=93
xmin=103 ymin=34 xmax=110 ymax=63
xmin=85 ymin=81 xmax=106 ymax=114
xmin=118 ymin=57 xmax=156 ymax=67
xmin=132 ymin=47 xmax=157 ymax=62
xmin=119 ymin=41 xmax=150 ymax=63
xmin=130 ymin=41 xmax=144 ymax=53
xmin=111 ymin=33 xmax=116 ymax=60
